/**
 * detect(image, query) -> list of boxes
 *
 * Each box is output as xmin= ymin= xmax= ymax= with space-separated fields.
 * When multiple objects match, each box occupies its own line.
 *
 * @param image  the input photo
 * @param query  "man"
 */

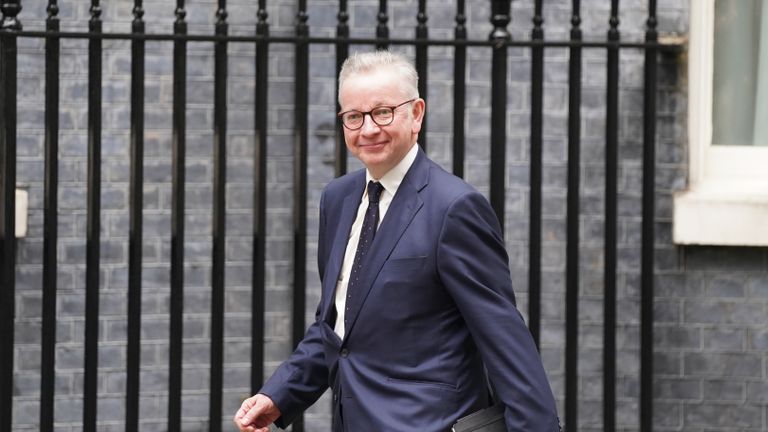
xmin=234 ymin=50 xmax=560 ymax=431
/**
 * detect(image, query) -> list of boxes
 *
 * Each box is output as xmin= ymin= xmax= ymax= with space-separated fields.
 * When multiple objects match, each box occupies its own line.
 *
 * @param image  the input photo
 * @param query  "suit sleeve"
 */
xmin=259 ymin=318 xmax=329 ymax=429
xmin=259 ymin=192 xmax=330 ymax=428
xmin=436 ymin=191 xmax=560 ymax=431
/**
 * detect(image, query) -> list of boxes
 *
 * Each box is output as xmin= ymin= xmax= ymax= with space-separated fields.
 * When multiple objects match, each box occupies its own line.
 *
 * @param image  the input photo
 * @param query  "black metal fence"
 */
xmin=0 ymin=0 xmax=679 ymax=431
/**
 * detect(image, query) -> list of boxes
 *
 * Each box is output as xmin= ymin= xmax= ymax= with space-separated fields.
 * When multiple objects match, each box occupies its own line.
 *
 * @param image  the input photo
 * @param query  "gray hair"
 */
xmin=338 ymin=50 xmax=419 ymax=102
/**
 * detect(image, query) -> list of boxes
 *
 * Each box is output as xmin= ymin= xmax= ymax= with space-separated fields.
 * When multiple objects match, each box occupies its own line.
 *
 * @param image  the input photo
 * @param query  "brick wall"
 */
xmin=9 ymin=0 xmax=768 ymax=431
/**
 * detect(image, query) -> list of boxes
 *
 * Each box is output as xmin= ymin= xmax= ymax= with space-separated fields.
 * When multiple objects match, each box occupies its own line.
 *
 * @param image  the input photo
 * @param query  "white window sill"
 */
xmin=673 ymin=181 xmax=768 ymax=246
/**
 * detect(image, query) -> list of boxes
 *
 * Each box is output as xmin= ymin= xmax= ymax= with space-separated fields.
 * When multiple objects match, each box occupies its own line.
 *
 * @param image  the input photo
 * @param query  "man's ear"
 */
xmin=411 ymin=98 xmax=426 ymax=133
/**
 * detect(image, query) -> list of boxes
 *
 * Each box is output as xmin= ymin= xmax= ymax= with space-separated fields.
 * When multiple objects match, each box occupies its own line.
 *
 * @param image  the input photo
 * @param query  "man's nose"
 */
xmin=360 ymin=114 xmax=381 ymax=134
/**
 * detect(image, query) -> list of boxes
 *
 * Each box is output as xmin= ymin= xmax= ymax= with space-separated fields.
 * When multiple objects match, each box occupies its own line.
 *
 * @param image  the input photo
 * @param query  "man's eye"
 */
xmin=346 ymin=112 xmax=363 ymax=121
xmin=372 ymin=108 xmax=391 ymax=117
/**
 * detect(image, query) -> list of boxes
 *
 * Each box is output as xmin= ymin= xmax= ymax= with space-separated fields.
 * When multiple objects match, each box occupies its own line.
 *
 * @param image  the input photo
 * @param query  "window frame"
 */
xmin=673 ymin=0 xmax=768 ymax=246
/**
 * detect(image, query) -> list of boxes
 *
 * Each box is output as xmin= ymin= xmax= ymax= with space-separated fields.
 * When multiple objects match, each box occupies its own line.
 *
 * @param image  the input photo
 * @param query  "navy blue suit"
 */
xmin=261 ymin=149 xmax=559 ymax=431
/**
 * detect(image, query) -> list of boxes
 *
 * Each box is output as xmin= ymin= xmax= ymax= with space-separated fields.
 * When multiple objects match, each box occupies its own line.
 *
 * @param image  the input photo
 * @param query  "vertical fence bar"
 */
xmin=0 ymin=4 xmax=20 ymax=432
xmin=376 ymin=0 xmax=388 ymax=50
xmin=452 ymin=0 xmax=466 ymax=178
xmin=41 ymin=3 xmax=60 ymax=431
xmin=168 ymin=2 xmax=187 ymax=430
xmin=251 ymin=0 xmax=269 ymax=392
xmin=210 ymin=3 xmax=229 ymax=431
xmin=292 ymin=3 xmax=309 ymax=431
xmin=528 ymin=0 xmax=544 ymax=347
xmin=604 ymin=1 xmax=620 ymax=431
xmin=84 ymin=3 xmax=103 ymax=431
xmin=488 ymin=0 xmax=510 ymax=233
xmin=126 ymin=3 xmax=145 ymax=431
xmin=335 ymin=0 xmax=348 ymax=177
xmin=415 ymin=0 xmax=428 ymax=151
xmin=640 ymin=2 xmax=657 ymax=431
xmin=565 ymin=1 xmax=582 ymax=430
xmin=209 ymin=3 xmax=228 ymax=431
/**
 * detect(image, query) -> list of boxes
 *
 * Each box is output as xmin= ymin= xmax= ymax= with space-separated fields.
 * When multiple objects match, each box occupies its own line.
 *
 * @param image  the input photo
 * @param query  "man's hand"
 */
xmin=233 ymin=394 xmax=281 ymax=432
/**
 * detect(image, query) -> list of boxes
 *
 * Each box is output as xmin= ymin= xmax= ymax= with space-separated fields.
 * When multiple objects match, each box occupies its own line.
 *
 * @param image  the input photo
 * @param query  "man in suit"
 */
xmin=234 ymin=50 xmax=560 ymax=432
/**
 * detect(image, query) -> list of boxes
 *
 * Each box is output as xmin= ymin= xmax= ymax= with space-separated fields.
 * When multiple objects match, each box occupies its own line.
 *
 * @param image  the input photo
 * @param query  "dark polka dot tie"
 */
xmin=344 ymin=181 xmax=385 ymax=329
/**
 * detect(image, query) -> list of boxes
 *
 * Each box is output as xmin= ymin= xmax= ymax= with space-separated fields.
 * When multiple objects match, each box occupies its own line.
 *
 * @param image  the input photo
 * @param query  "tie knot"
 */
xmin=367 ymin=181 xmax=384 ymax=204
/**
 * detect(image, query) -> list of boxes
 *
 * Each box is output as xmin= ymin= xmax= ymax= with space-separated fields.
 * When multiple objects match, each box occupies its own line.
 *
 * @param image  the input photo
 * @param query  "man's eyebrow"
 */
xmin=342 ymin=101 xmax=392 ymax=112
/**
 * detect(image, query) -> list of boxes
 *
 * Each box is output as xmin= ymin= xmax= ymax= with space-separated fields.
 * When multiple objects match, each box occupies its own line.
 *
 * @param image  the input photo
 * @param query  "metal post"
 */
xmin=251 ymin=0 xmax=269 ymax=393
xmin=415 ymin=0 xmax=428 ymax=151
xmin=641 ymin=2 xmax=658 ymax=431
xmin=0 ymin=3 xmax=21 ymax=431
xmin=489 ymin=0 xmax=511 ymax=234
xmin=565 ymin=1 xmax=582 ymax=430
xmin=335 ymin=0 xmax=349 ymax=177
xmin=84 ymin=3 xmax=102 ymax=430
xmin=41 ymin=2 xmax=59 ymax=431
xmin=452 ymin=0 xmax=466 ymax=178
xmin=604 ymin=1 xmax=620 ymax=431
xmin=125 ymin=2 xmax=145 ymax=431
xmin=168 ymin=2 xmax=187 ymax=430
xmin=209 ymin=2 xmax=228 ymax=431
xmin=292 ymin=2 xmax=309 ymax=431
xmin=528 ymin=0 xmax=544 ymax=347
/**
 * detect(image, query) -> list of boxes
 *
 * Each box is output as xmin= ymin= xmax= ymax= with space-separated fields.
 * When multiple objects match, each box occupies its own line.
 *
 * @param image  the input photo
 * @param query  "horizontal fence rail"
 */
xmin=0 ymin=1 xmax=682 ymax=431
xmin=2 ymin=30 xmax=679 ymax=47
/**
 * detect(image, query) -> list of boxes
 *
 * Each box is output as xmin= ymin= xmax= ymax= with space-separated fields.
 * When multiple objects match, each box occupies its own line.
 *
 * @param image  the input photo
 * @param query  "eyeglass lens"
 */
xmin=342 ymin=107 xmax=394 ymax=129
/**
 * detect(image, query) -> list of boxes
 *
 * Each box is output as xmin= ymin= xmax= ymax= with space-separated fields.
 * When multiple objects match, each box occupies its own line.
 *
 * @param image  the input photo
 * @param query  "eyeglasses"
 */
xmin=338 ymin=99 xmax=416 ymax=130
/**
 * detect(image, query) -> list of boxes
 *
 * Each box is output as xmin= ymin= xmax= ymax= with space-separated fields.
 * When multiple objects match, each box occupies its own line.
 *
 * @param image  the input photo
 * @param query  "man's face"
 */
xmin=338 ymin=68 xmax=425 ymax=179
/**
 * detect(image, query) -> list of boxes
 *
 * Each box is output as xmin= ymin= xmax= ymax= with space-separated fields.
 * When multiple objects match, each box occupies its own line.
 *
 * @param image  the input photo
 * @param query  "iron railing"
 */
xmin=0 ymin=0 xmax=679 ymax=431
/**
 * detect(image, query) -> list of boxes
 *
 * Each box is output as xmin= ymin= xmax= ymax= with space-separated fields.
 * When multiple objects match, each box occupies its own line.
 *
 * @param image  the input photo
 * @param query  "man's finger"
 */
xmin=241 ymin=405 xmax=263 ymax=427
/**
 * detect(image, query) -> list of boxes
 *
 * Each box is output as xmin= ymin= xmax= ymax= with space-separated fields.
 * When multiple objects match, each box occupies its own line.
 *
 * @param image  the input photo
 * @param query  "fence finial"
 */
xmin=489 ymin=0 xmax=511 ymax=42
xmin=609 ymin=0 xmax=620 ymax=38
xmin=0 ymin=1 xmax=22 ymax=31
xmin=571 ymin=1 xmax=581 ymax=30
xmin=89 ymin=1 xmax=102 ymax=24
xmin=455 ymin=0 xmax=466 ymax=36
xmin=47 ymin=1 xmax=59 ymax=20
xmin=533 ymin=0 xmax=543 ymax=35
xmin=216 ymin=1 xmax=228 ymax=27
xmin=646 ymin=0 xmax=658 ymax=34
xmin=376 ymin=0 xmax=389 ymax=49
xmin=257 ymin=1 xmax=268 ymax=27
xmin=133 ymin=2 xmax=145 ymax=26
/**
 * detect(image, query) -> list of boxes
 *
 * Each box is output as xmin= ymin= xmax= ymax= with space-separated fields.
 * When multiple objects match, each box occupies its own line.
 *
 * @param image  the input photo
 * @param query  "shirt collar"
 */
xmin=366 ymin=143 xmax=419 ymax=197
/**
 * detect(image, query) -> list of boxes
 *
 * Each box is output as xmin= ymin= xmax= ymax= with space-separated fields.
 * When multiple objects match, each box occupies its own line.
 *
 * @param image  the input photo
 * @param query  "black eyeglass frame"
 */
xmin=337 ymin=98 xmax=417 ymax=130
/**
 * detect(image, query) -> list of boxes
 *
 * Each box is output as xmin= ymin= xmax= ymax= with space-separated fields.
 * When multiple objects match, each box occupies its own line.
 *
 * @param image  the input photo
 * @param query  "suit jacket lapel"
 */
xmin=343 ymin=150 xmax=429 ymax=340
xmin=321 ymin=174 xmax=366 ymax=323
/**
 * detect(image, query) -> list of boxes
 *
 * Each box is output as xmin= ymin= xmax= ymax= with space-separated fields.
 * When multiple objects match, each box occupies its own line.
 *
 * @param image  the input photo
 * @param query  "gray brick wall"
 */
xmin=9 ymin=0 xmax=768 ymax=431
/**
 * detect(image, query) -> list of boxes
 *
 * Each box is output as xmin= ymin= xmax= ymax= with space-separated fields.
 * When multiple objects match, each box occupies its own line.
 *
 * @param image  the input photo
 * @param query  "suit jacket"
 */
xmin=260 ymin=148 xmax=559 ymax=431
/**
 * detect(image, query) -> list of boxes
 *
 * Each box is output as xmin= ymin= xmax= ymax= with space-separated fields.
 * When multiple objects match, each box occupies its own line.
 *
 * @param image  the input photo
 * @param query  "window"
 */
xmin=673 ymin=0 xmax=768 ymax=246
xmin=712 ymin=0 xmax=768 ymax=147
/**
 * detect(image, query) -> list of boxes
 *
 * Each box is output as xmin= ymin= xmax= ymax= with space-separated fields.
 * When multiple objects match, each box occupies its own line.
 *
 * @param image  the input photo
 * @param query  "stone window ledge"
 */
xmin=674 ymin=181 xmax=768 ymax=246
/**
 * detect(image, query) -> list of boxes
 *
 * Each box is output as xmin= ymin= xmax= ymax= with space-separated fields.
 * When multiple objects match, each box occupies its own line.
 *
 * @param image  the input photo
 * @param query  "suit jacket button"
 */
xmin=340 ymin=348 xmax=349 ymax=358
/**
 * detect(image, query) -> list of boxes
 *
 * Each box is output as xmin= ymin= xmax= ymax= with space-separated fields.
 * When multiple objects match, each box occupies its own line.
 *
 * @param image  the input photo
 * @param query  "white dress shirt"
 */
xmin=333 ymin=144 xmax=419 ymax=338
